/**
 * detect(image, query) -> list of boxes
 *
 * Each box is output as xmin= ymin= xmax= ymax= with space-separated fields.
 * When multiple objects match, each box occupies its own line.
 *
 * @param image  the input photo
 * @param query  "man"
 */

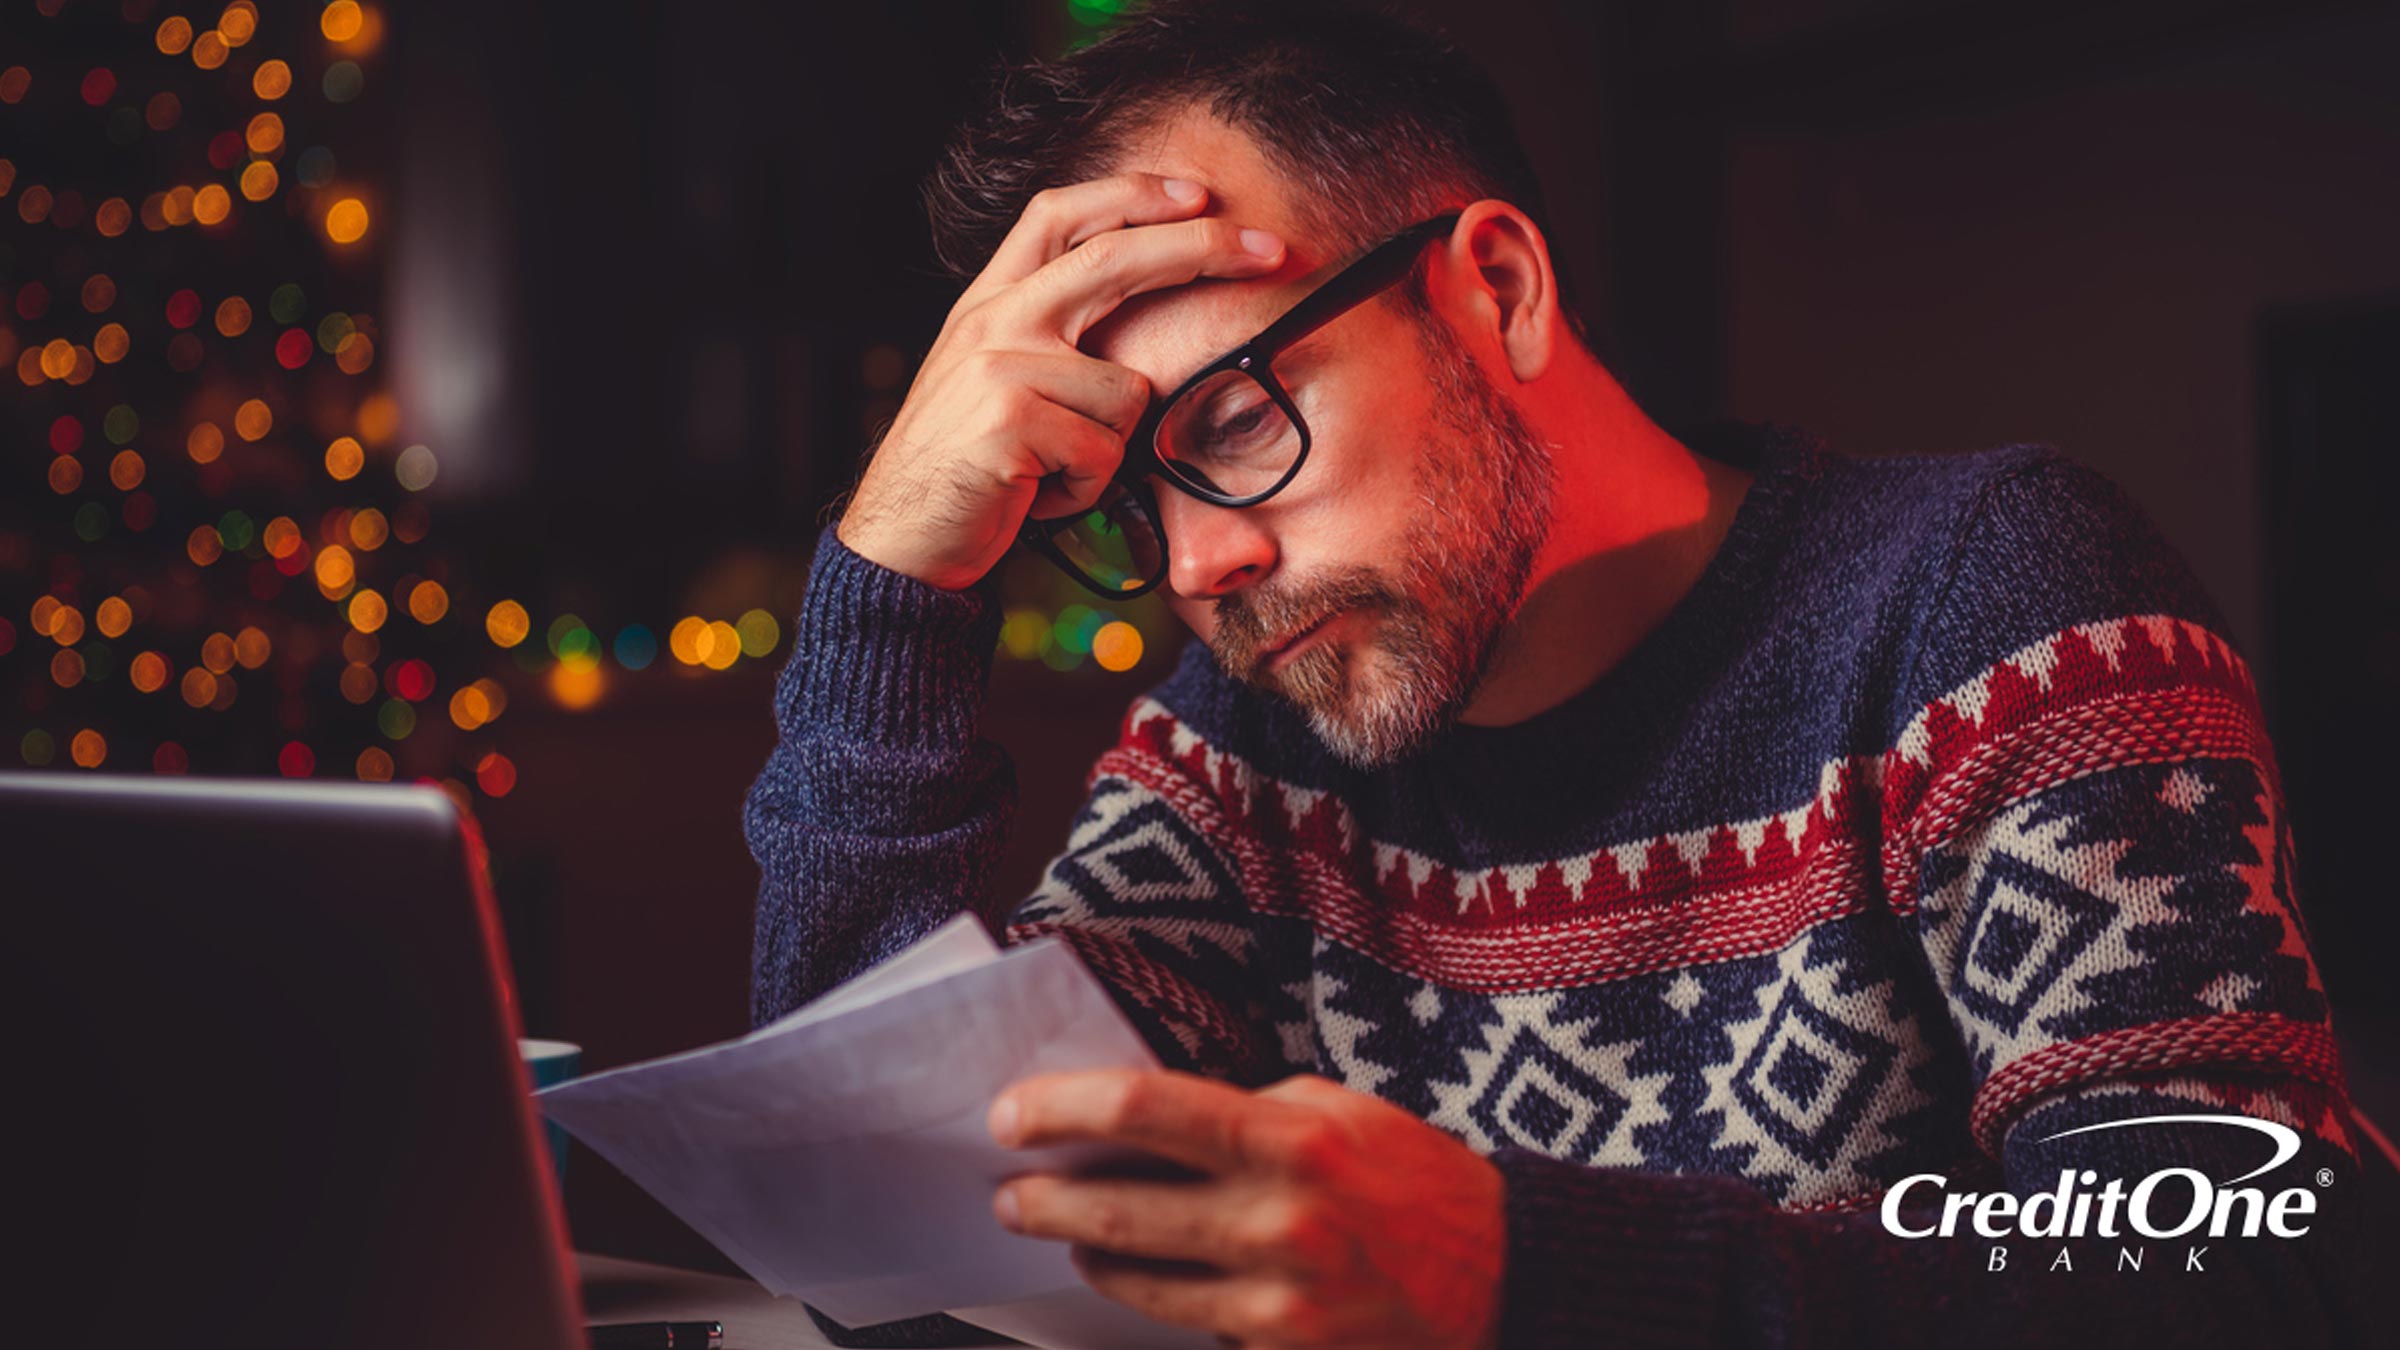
xmin=745 ymin=3 xmax=2367 ymax=1346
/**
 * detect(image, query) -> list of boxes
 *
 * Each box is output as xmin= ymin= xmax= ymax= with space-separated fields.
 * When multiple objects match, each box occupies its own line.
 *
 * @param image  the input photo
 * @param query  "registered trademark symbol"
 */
xmin=2316 ymin=1168 xmax=2334 ymax=1187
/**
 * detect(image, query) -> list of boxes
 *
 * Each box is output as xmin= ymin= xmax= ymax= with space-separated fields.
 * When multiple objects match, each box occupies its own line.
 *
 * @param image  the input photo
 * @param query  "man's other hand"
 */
xmin=988 ymin=1069 xmax=1504 ymax=1350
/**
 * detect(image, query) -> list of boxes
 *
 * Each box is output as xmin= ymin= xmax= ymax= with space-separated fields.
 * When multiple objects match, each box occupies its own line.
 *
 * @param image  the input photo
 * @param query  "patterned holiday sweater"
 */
xmin=744 ymin=424 xmax=2368 ymax=1347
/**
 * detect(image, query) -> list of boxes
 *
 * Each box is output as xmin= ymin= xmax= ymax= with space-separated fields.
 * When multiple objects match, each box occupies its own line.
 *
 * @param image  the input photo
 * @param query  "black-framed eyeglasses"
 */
xmin=1019 ymin=211 xmax=1464 ymax=599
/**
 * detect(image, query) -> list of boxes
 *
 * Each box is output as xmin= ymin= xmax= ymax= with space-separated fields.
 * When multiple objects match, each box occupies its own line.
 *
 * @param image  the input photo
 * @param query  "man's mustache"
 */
xmin=1213 ymin=568 xmax=1397 ymax=682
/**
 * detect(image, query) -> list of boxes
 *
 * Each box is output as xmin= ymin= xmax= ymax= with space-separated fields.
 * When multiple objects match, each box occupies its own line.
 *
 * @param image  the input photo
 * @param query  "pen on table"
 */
xmin=584 ymin=1321 xmax=723 ymax=1350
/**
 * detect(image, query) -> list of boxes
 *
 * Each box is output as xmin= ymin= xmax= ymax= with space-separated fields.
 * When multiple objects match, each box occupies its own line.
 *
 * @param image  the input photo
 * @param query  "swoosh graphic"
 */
xmin=2036 ymin=1113 xmax=2302 ymax=1186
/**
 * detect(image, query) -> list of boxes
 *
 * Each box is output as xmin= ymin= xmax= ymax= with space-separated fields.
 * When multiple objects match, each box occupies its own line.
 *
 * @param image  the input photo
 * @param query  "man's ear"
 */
xmin=1438 ymin=200 xmax=1558 ymax=384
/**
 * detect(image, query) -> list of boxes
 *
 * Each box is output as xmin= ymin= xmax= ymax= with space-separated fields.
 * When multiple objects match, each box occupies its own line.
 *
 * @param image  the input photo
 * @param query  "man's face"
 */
xmin=1081 ymin=117 xmax=1556 ymax=770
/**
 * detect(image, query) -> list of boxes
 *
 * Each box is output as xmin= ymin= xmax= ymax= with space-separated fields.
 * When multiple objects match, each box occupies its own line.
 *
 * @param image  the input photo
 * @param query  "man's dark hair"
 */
xmin=922 ymin=0 xmax=1588 ymax=344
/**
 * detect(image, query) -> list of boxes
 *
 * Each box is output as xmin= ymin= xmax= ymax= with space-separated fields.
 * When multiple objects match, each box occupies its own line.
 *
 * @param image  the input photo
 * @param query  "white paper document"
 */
xmin=535 ymin=914 xmax=1218 ymax=1349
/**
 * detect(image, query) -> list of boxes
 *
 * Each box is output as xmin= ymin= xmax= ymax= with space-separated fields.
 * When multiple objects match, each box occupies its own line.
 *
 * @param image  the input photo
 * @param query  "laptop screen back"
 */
xmin=2 ymin=771 xmax=582 ymax=1350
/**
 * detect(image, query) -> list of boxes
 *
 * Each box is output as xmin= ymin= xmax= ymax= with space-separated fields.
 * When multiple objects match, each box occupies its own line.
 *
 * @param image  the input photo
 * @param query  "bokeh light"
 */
xmin=180 ymin=667 xmax=217 ymax=708
xmin=325 ymin=196 xmax=369 ymax=244
xmin=703 ymin=621 xmax=741 ymax=671
xmin=263 ymin=516 xmax=302 ymax=558
xmin=395 ymin=443 xmax=437 ymax=491
xmin=486 ymin=600 xmax=531 ymax=648
xmin=613 ymin=624 xmax=657 ymax=670
xmin=389 ymin=658 xmax=434 ymax=702
xmin=377 ymin=698 xmax=415 ymax=740
xmin=449 ymin=684 xmax=491 ymax=730
xmin=735 ymin=609 xmax=780 ymax=658
xmin=408 ymin=580 xmax=449 ymax=624
xmin=476 ymin=752 xmax=517 ymax=798
xmin=314 ymin=543 xmax=356 ymax=597
xmin=218 ymin=3 xmax=258 ymax=46
xmin=1092 ymin=620 xmax=1144 ymax=672
xmin=278 ymin=741 xmax=315 ymax=778
xmin=546 ymin=614 xmax=595 ymax=661
xmin=321 ymin=0 xmax=364 ymax=41
xmin=548 ymin=659 xmax=604 ymax=710
xmin=234 ymin=397 xmax=273 ymax=440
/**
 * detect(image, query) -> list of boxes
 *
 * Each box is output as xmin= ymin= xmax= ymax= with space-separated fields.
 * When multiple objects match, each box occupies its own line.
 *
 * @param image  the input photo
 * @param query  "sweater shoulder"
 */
xmin=1879 ymin=444 xmax=2233 ymax=711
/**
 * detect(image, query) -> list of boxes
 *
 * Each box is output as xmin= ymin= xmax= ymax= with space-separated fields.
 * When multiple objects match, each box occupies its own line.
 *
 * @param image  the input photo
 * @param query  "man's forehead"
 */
xmin=1077 ymin=112 xmax=1330 ymax=390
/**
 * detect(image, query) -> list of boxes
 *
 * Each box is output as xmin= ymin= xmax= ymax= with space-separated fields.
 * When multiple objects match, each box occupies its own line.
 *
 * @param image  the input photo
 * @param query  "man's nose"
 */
xmin=1153 ymin=482 xmax=1277 ymax=600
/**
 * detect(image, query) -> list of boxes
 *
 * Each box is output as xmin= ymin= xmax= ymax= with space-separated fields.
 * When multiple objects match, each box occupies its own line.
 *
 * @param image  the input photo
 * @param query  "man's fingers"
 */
xmin=1011 ymin=397 xmax=1123 ymax=521
xmin=1013 ymin=215 xmax=1285 ymax=343
xmin=997 ymin=1173 xmax=1233 ymax=1266
xmin=1071 ymin=1247 xmax=1308 ymax=1345
xmin=992 ymin=1069 xmax=1303 ymax=1175
xmin=972 ymin=171 xmax=1213 ymax=298
xmin=994 ymin=348 xmax=1152 ymax=438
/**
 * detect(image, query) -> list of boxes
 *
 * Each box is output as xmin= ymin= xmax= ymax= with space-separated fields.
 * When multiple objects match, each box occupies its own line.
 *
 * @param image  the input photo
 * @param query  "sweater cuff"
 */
xmin=1492 ymin=1147 xmax=1772 ymax=1350
xmin=782 ymin=522 xmax=1005 ymax=754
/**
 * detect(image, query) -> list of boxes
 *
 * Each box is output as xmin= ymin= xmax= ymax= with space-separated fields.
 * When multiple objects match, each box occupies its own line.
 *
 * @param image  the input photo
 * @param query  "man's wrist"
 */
xmin=835 ymin=504 xmax=990 ymax=594
xmin=785 ymin=522 xmax=1003 ymax=754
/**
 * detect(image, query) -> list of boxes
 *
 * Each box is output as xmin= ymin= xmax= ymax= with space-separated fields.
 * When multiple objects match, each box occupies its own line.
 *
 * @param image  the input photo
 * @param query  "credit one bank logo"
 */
xmin=1881 ymin=1115 xmax=2323 ymax=1268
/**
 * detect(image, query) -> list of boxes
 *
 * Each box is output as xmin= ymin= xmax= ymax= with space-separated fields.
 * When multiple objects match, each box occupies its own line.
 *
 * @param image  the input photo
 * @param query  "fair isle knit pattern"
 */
xmin=745 ymin=423 xmax=2367 ymax=1347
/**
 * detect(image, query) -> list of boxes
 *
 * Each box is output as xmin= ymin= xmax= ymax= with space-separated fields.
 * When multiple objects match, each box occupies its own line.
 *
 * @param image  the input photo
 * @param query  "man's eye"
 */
xmin=1208 ymin=402 xmax=1272 ymax=441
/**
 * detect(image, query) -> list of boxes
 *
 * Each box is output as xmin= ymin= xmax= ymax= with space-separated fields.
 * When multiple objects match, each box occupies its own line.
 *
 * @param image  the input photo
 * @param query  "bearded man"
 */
xmin=743 ymin=3 xmax=2367 ymax=1346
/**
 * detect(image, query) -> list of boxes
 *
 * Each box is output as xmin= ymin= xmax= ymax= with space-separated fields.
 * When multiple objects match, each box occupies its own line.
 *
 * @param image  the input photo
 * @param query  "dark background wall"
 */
xmin=386 ymin=0 xmax=2399 ymax=1266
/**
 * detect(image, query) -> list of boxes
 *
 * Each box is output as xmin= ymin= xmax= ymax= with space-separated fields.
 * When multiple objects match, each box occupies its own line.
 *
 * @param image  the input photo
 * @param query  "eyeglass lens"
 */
xmin=1154 ymin=365 xmax=1304 ymax=500
xmin=1043 ymin=480 xmax=1165 ymax=593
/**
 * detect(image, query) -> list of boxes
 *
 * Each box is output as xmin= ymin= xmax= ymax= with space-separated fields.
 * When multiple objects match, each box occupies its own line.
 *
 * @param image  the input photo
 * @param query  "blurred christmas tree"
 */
xmin=0 ymin=0 xmax=518 ymax=803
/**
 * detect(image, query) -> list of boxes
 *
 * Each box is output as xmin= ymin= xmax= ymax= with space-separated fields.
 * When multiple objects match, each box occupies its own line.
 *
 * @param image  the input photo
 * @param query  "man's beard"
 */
xmin=1211 ymin=309 xmax=1557 ymax=770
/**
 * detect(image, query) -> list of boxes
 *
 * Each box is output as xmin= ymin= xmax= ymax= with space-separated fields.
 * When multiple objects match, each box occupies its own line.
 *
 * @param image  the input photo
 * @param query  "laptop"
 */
xmin=2 ymin=770 xmax=584 ymax=1350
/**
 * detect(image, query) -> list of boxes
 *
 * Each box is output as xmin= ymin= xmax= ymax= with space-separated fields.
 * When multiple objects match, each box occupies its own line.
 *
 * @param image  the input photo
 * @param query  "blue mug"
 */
xmin=517 ymin=1038 xmax=582 ymax=1192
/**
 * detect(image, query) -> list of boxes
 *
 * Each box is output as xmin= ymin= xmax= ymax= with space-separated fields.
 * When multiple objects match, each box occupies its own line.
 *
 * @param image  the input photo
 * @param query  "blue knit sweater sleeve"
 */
xmin=1488 ymin=454 xmax=2370 ymax=1347
xmin=742 ymin=524 xmax=1020 ymax=1028
xmin=745 ymin=525 xmax=1276 ymax=1076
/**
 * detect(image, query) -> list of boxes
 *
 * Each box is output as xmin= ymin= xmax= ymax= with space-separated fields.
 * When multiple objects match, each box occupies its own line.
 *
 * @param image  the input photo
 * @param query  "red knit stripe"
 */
xmin=1967 ymin=1013 xmax=2345 ymax=1157
xmin=1878 ymin=686 xmax=2274 ymax=917
xmin=1006 ymin=919 xmax=1262 ymax=1080
xmin=1083 ymin=614 xmax=2267 ymax=989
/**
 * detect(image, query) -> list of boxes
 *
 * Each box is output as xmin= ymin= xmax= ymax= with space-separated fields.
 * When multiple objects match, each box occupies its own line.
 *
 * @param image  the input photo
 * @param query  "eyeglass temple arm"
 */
xmin=1242 ymin=211 xmax=1463 ymax=356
